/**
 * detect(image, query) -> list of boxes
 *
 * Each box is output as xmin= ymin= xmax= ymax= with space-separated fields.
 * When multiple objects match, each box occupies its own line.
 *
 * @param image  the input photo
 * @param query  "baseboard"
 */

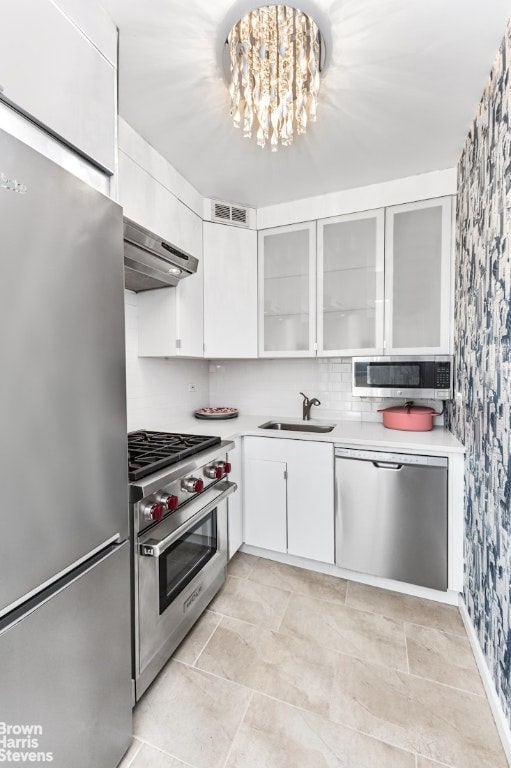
xmin=459 ymin=597 xmax=511 ymax=766
xmin=240 ymin=544 xmax=459 ymax=605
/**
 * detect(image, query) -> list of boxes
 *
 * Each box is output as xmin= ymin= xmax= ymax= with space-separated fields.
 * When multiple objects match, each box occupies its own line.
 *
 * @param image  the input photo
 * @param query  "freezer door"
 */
xmin=0 ymin=543 xmax=132 ymax=768
xmin=0 ymin=128 xmax=128 ymax=614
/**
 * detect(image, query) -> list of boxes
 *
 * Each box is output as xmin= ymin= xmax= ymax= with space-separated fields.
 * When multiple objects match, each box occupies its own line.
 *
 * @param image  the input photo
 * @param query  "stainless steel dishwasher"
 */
xmin=335 ymin=447 xmax=448 ymax=590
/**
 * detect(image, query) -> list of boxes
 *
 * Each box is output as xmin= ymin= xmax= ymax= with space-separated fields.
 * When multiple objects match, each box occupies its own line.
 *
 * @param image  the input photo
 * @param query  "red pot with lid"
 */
xmin=377 ymin=401 xmax=442 ymax=431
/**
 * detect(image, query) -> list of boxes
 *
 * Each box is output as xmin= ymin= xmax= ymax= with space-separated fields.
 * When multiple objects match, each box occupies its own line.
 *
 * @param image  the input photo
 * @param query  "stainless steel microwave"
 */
xmin=352 ymin=356 xmax=453 ymax=400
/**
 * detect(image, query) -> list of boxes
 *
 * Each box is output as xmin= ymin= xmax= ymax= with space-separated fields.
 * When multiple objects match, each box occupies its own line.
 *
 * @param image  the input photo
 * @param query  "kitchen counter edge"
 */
xmin=140 ymin=415 xmax=465 ymax=455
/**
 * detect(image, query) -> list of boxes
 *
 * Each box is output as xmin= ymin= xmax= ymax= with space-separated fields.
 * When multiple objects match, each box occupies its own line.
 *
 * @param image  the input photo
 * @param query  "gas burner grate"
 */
xmin=128 ymin=430 xmax=221 ymax=481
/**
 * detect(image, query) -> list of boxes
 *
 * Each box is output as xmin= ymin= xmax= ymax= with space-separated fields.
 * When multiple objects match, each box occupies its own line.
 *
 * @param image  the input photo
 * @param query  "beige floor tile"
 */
xmin=329 ymin=653 xmax=507 ymax=768
xmin=227 ymin=552 xmax=259 ymax=579
xmin=129 ymin=743 xmax=194 ymax=767
xmin=406 ymin=623 xmax=485 ymax=695
xmin=134 ymin=660 xmax=252 ymax=768
xmin=346 ymin=582 xmax=465 ymax=635
xmin=116 ymin=738 xmax=143 ymax=768
xmin=416 ymin=758 xmax=452 ymax=767
xmin=209 ymin=575 xmax=290 ymax=630
xmin=196 ymin=615 xmax=337 ymax=716
xmin=279 ymin=592 xmax=408 ymax=671
xmin=247 ymin=557 xmax=348 ymax=603
xmin=225 ymin=692 xmax=415 ymax=768
xmin=172 ymin=610 xmax=222 ymax=665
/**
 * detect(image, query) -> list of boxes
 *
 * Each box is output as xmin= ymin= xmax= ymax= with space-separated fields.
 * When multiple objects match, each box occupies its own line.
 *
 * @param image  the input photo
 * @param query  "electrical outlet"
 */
xmin=188 ymin=383 xmax=197 ymax=392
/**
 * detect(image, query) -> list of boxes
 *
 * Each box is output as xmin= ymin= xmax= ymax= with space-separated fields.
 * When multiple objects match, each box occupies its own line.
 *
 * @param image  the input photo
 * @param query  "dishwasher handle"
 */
xmin=372 ymin=461 xmax=403 ymax=470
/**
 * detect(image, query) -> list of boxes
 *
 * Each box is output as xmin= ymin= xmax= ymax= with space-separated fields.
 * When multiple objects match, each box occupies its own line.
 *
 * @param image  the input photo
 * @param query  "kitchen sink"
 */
xmin=258 ymin=420 xmax=336 ymax=433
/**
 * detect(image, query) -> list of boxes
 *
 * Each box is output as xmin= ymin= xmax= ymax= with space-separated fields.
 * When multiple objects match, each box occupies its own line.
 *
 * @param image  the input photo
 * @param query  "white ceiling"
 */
xmin=101 ymin=0 xmax=510 ymax=209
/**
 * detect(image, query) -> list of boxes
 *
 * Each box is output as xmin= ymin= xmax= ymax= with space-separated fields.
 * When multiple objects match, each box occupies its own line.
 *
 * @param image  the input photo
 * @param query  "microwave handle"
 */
xmin=139 ymin=480 xmax=237 ymax=558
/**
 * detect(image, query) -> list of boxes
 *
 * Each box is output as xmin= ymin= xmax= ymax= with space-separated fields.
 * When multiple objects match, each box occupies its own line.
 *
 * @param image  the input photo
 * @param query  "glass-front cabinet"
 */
xmin=385 ymin=197 xmax=452 ymax=355
xmin=317 ymin=210 xmax=385 ymax=355
xmin=258 ymin=222 xmax=316 ymax=356
xmin=257 ymin=197 xmax=452 ymax=359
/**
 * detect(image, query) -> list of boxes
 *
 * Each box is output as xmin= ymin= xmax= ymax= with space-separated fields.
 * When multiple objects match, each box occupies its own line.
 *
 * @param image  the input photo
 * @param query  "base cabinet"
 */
xmin=227 ymin=439 xmax=244 ymax=559
xmin=244 ymin=456 xmax=288 ymax=553
xmin=243 ymin=437 xmax=334 ymax=563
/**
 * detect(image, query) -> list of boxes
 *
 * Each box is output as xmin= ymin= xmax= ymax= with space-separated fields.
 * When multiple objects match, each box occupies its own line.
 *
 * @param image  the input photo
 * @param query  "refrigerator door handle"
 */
xmin=0 ymin=543 xmax=123 ymax=633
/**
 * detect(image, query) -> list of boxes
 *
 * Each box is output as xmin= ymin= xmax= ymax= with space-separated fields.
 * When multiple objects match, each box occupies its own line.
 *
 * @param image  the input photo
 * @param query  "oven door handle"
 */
xmin=139 ymin=480 xmax=237 ymax=558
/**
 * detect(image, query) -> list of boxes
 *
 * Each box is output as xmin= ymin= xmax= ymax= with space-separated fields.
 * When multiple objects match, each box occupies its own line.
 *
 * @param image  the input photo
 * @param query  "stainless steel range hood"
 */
xmin=123 ymin=217 xmax=199 ymax=292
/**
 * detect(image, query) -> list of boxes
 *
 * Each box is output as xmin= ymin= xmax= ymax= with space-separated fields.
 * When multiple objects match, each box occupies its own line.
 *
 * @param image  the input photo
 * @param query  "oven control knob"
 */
xmin=144 ymin=502 xmax=164 ymax=522
xmin=204 ymin=464 xmax=223 ymax=480
xmin=163 ymin=494 xmax=179 ymax=512
xmin=214 ymin=461 xmax=232 ymax=478
xmin=182 ymin=477 xmax=204 ymax=493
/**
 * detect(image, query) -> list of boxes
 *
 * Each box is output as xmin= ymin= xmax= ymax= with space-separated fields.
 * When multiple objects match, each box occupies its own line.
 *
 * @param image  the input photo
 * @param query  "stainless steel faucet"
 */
xmin=300 ymin=392 xmax=321 ymax=421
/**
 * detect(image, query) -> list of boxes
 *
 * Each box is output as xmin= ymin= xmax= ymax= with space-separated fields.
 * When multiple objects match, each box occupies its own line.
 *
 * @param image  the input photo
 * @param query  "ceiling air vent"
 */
xmin=212 ymin=200 xmax=249 ymax=228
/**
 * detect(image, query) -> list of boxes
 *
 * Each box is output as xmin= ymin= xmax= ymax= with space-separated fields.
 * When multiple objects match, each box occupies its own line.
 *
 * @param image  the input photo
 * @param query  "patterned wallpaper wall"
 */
xmin=450 ymin=22 xmax=511 ymax=725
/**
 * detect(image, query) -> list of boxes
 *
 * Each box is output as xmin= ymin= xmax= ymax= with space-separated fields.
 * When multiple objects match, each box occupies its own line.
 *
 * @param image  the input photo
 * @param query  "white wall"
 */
xmin=208 ymin=358 xmax=444 ymax=424
xmin=257 ymin=168 xmax=457 ymax=229
xmin=124 ymin=291 xmax=209 ymax=430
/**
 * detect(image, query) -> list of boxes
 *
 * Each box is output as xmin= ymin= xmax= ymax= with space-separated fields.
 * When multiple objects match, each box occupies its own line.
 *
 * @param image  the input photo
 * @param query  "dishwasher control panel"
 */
xmin=334 ymin=447 xmax=447 ymax=467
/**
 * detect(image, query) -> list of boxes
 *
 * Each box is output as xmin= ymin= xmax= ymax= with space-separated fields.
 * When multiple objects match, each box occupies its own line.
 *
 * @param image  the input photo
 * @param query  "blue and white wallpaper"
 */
xmin=450 ymin=22 xmax=511 ymax=726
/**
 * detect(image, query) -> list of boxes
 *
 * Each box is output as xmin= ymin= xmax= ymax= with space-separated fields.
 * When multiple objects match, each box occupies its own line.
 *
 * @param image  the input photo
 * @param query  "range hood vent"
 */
xmin=211 ymin=200 xmax=249 ymax=227
xmin=123 ymin=218 xmax=198 ymax=292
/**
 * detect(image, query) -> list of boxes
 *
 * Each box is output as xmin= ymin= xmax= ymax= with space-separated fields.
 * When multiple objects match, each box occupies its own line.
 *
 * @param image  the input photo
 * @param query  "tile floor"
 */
xmin=117 ymin=553 xmax=508 ymax=768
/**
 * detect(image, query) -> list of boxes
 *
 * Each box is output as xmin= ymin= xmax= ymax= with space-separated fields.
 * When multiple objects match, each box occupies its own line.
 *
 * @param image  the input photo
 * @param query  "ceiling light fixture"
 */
xmin=227 ymin=5 xmax=324 ymax=151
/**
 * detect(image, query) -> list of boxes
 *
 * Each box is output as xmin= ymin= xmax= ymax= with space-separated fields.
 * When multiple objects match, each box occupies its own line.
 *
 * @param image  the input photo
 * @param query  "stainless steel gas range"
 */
xmin=128 ymin=430 xmax=237 ymax=700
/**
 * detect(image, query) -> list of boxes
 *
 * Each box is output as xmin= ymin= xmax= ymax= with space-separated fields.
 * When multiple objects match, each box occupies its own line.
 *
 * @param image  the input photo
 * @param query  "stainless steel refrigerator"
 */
xmin=0 ymin=128 xmax=132 ymax=767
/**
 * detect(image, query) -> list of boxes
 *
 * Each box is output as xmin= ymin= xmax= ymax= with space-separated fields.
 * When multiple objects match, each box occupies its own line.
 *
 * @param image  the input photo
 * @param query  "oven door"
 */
xmin=135 ymin=480 xmax=236 ymax=699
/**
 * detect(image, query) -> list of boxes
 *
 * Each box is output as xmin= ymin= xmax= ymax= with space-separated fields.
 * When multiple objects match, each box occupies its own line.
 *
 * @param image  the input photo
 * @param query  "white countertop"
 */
xmin=150 ymin=414 xmax=465 ymax=455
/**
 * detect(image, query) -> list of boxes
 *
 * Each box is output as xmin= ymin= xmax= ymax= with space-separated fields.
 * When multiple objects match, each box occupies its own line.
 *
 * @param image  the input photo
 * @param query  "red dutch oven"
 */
xmin=377 ymin=401 xmax=442 ymax=431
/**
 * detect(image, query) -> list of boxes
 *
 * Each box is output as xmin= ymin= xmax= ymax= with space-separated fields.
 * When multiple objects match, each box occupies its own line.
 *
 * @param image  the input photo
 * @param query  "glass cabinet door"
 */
xmin=258 ymin=222 xmax=316 ymax=356
xmin=317 ymin=210 xmax=384 ymax=356
xmin=385 ymin=197 xmax=452 ymax=354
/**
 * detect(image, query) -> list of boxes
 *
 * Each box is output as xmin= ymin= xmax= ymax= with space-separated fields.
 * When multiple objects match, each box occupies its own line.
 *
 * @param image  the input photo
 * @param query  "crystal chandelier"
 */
xmin=227 ymin=5 xmax=323 ymax=151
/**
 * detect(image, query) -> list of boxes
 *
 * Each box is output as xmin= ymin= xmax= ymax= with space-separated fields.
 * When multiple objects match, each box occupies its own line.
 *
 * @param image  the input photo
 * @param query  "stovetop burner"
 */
xmin=128 ymin=430 xmax=221 ymax=481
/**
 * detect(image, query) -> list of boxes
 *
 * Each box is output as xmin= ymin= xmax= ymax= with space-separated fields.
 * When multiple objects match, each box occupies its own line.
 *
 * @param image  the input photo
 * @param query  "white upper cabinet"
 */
xmin=258 ymin=222 xmax=317 ymax=356
xmin=258 ymin=197 xmax=452 ymax=359
xmin=385 ymin=198 xmax=452 ymax=355
xmin=137 ymin=268 xmax=204 ymax=359
xmin=203 ymin=222 xmax=258 ymax=358
xmin=118 ymin=152 xmax=202 ymax=259
xmin=317 ymin=210 xmax=385 ymax=356
xmin=118 ymin=138 xmax=204 ymax=359
xmin=0 ymin=0 xmax=116 ymax=173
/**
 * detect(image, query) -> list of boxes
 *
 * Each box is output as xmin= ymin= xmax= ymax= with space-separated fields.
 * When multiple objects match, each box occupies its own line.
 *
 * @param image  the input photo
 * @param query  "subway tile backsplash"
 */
xmin=125 ymin=292 xmax=443 ymax=427
xmin=208 ymin=357 xmax=445 ymax=424
xmin=124 ymin=291 xmax=210 ymax=431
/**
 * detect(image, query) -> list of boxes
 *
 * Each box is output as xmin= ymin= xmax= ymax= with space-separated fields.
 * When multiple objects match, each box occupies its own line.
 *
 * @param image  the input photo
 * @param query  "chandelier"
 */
xmin=227 ymin=5 xmax=323 ymax=151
